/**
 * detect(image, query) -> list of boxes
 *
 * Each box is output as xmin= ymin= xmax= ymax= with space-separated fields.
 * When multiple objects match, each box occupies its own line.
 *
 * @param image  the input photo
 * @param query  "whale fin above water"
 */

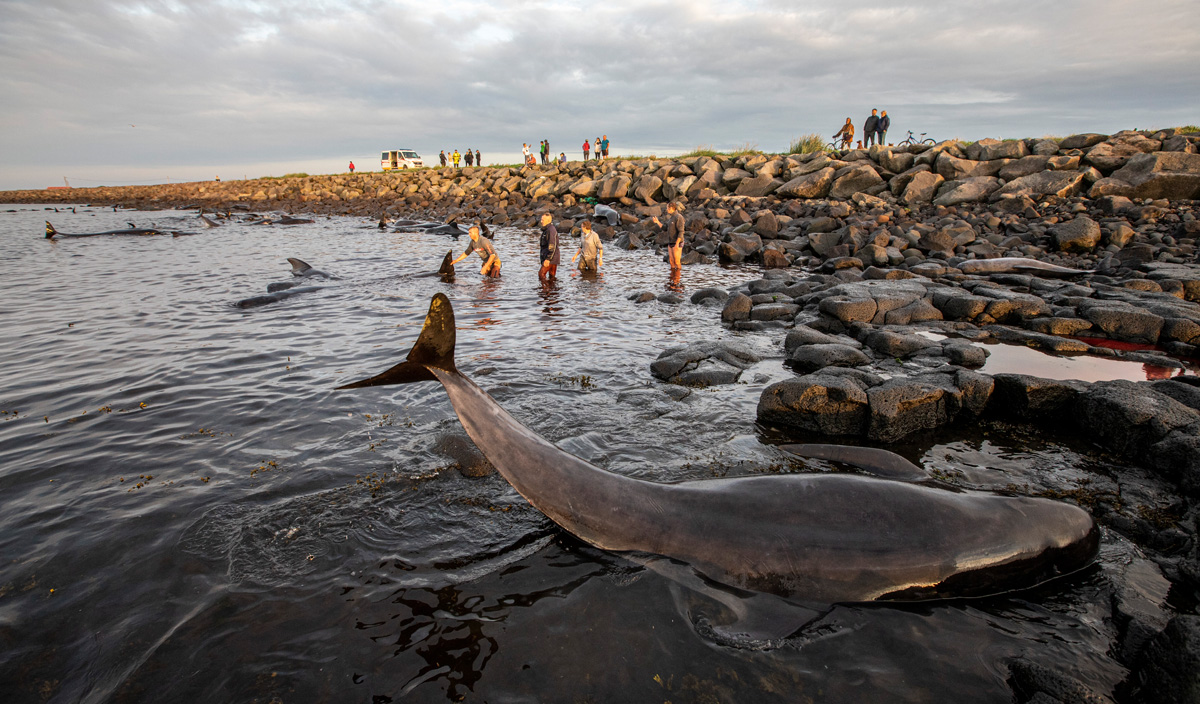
xmin=337 ymin=293 xmax=456 ymax=388
xmin=437 ymin=250 xmax=455 ymax=278
xmin=286 ymin=257 xmax=333 ymax=278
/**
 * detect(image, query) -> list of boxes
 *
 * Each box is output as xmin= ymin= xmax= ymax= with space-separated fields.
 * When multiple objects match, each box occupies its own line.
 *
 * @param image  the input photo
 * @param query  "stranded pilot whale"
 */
xmin=45 ymin=221 xmax=165 ymax=238
xmin=957 ymin=257 xmax=1093 ymax=277
xmin=339 ymin=294 xmax=1099 ymax=643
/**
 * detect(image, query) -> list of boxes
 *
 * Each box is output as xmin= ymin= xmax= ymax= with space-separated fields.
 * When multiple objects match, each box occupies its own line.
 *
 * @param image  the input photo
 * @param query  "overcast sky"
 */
xmin=1 ymin=0 xmax=1197 ymax=190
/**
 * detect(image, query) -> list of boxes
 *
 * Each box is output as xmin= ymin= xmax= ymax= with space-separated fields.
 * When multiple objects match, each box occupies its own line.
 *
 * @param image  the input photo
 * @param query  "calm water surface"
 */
xmin=0 ymin=206 xmax=1161 ymax=702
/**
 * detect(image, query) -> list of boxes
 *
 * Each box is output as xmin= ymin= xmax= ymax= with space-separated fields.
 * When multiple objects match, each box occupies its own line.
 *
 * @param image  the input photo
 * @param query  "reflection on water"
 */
xmin=979 ymin=339 xmax=1196 ymax=382
xmin=0 ymin=205 xmax=1160 ymax=703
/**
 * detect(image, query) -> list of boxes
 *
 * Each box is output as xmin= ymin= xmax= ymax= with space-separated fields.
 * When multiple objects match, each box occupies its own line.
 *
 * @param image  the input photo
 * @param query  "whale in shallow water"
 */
xmin=45 ymin=221 xmax=165 ymax=238
xmin=338 ymin=294 xmax=1100 ymax=644
xmin=957 ymin=257 xmax=1092 ymax=277
xmin=234 ymin=285 xmax=324 ymax=309
xmin=287 ymin=258 xmax=334 ymax=279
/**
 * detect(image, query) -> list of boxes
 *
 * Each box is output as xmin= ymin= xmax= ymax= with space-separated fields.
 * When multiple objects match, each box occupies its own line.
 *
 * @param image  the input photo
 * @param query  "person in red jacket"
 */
xmin=583 ymin=139 xmax=590 ymax=161
xmin=348 ymin=161 xmax=355 ymax=173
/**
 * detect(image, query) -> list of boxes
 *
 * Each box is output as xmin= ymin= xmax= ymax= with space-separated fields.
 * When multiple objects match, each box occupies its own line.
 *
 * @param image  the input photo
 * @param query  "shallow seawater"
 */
xmin=0 ymin=205 xmax=1168 ymax=702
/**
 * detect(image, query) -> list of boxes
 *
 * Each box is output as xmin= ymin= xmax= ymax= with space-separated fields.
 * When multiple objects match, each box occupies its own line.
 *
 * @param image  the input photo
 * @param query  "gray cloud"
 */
xmin=0 ymin=0 xmax=1196 ymax=188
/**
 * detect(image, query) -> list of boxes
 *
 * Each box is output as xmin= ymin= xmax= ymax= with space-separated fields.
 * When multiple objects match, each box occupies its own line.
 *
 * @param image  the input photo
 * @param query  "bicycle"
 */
xmin=898 ymin=130 xmax=936 ymax=146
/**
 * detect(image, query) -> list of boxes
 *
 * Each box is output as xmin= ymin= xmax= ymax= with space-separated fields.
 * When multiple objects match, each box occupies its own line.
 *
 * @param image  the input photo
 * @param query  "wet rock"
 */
xmin=762 ymin=248 xmax=791 ymax=268
xmin=864 ymin=329 xmax=937 ymax=358
xmin=721 ymin=292 xmax=753 ymax=322
xmin=1080 ymin=302 xmax=1164 ymax=343
xmin=629 ymin=291 xmax=657 ymax=303
xmin=990 ymin=374 xmax=1085 ymax=420
xmin=690 ymin=287 xmax=730 ymax=305
xmin=1028 ymin=317 xmax=1094 ymax=336
xmin=943 ymin=341 xmax=988 ymax=367
xmin=786 ymin=343 xmax=872 ymax=373
xmin=784 ymin=326 xmax=845 ymax=352
xmin=757 ymin=373 xmax=870 ymax=435
xmin=992 ymin=170 xmax=1088 ymax=200
xmin=867 ymin=375 xmax=961 ymax=442
xmin=1008 ymin=658 xmax=1113 ymax=704
xmin=1075 ymin=380 xmax=1199 ymax=460
xmin=650 ymin=341 xmax=762 ymax=387
xmin=955 ymin=369 xmax=994 ymax=414
xmin=657 ymin=293 xmax=684 ymax=304
xmin=819 ymin=296 xmax=877 ymax=323
xmin=1051 ymin=216 xmax=1102 ymax=252
xmin=1126 ymin=615 xmax=1200 ymax=704
xmin=750 ymin=302 xmax=800 ymax=321
xmin=1150 ymin=379 xmax=1200 ymax=412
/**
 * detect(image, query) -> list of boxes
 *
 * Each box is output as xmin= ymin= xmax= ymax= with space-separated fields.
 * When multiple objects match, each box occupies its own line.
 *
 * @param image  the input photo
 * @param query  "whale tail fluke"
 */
xmin=45 ymin=221 xmax=57 ymax=239
xmin=337 ymin=293 xmax=457 ymax=389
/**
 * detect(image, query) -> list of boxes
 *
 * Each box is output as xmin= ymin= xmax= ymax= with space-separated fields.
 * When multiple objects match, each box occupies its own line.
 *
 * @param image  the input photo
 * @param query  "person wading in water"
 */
xmin=572 ymin=220 xmax=604 ymax=275
xmin=450 ymin=226 xmax=501 ymax=278
xmin=538 ymin=213 xmax=559 ymax=280
xmin=651 ymin=201 xmax=686 ymax=270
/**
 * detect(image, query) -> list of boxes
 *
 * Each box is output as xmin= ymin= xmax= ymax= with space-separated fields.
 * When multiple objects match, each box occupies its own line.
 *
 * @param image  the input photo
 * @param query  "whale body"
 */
xmin=338 ymin=294 xmax=1100 ymax=643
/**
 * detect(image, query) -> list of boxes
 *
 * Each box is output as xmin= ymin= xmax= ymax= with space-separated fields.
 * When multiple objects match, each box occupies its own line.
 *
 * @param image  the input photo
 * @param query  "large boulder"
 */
xmin=1080 ymin=302 xmax=1164 ymax=343
xmin=650 ymin=341 xmax=762 ymax=387
xmin=901 ymin=171 xmax=944 ymax=204
xmin=757 ymin=373 xmax=870 ymax=435
xmin=777 ymin=167 xmax=836 ymax=199
xmin=718 ymin=232 xmax=764 ymax=263
xmin=1089 ymin=152 xmax=1200 ymax=200
xmin=596 ymin=172 xmax=633 ymax=201
xmin=1059 ymin=133 xmax=1108 ymax=150
xmin=933 ymin=176 xmax=1003 ymax=206
xmin=829 ymin=164 xmax=884 ymax=199
xmin=633 ymin=175 xmax=664 ymax=204
xmin=989 ymin=374 xmax=1084 ymax=420
xmin=867 ymin=376 xmax=961 ymax=442
xmin=991 ymin=170 xmax=1088 ymax=200
xmin=736 ymin=174 xmax=784 ymax=197
xmin=786 ymin=343 xmax=872 ymax=372
xmin=935 ymin=153 xmax=1004 ymax=180
xmin=721 ymin=168 xmax=753 ymax=190
xmin=1075 ymin=380 xmax=1200 ymax=464
xmin=1050 ymin=215 xmax=1102 ymax=252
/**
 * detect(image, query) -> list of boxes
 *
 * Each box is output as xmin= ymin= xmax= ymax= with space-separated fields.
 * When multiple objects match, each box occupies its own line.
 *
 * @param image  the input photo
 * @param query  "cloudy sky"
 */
xmin=1 ymin=0 xmax=1197 ymax=190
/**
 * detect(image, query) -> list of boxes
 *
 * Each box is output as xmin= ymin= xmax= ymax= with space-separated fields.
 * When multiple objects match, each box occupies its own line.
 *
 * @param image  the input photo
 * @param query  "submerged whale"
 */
xmin=45 ymin=221 xmax=165 ymax=238
xmin=234 ymin=259 xmax=332 ymax=308
xmin=234 ymin=286 xmax=324 ymax=309
xmin=338 ymin=294 xmax=1100 ymax=643
xmin=958 ymin=257 xmax=1092 ymax=277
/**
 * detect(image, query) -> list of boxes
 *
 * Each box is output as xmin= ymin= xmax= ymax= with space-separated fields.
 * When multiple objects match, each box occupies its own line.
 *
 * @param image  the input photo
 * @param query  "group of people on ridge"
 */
xmin=582 ymin=135 xmax=609 ymax=161
xmin=833 ymin=109 xmax=891 ymax=149
xmin=447 ymin=200 xmax=685 ymax=281
xmin=439 ymin=149 xmax=482 ymax=168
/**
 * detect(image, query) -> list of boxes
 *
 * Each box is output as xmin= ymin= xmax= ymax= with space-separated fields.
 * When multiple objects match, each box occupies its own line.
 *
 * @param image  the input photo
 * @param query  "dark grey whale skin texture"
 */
xmin=340 ymin=293 xmax=1100 ymax=608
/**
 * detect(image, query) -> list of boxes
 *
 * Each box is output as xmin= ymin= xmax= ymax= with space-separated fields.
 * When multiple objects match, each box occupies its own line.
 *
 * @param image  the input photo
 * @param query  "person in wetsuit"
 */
xmin=572 ymin=220 xmax=604 ymax=273
xmin=450 ymin=225 xmax=501 ymax=277
xmin=538 ymin=213 xmax=559 ymax=280
xmin=651 ymin=201 xmax=686 ymax=270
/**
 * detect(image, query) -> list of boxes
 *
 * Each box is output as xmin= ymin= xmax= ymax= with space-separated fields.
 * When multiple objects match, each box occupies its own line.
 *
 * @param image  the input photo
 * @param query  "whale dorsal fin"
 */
xmin=780 ymin=444 xmax=928 ymax=482
xmin=45 ymin=221 xmax=57 ymax=239
xmin=337 ymin=293 xmax=457 ymax=389
xmin=286 ymin=257 xmax=312 ymax=274
xmin=438 ymin=250 xmax=455 ymax=276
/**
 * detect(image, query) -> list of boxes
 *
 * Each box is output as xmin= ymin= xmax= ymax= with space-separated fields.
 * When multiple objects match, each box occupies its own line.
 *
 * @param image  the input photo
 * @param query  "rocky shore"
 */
xmin=9 ymin=128 xmax=1200 ymax=701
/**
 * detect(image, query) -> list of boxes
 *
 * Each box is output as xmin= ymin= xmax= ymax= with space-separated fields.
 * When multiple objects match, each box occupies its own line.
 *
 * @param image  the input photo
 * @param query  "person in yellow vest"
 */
xmin=452 ymin=150 xmax=461 ymax=168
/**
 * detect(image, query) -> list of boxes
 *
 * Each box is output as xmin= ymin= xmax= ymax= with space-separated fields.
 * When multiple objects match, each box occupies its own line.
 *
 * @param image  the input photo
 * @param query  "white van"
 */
xmin=381 ymin=149 xmax=424 ymax=171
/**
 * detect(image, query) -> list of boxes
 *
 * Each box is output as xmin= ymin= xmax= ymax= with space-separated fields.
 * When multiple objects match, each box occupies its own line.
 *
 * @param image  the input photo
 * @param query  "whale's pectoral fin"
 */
xmin=45 ymin=221 xmax=57 ymax=239
xmin=780 ymin=443 xmax=928 ymax=482
xmin=337 ymin=293 xmax=457 ymax=389
xmin=642 ymin=556 xmax=826 ymax=650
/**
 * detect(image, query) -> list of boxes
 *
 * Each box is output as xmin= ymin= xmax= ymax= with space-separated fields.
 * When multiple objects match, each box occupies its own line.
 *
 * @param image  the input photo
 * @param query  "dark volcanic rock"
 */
xmin=650 ymin=341 xmax=762 ymax=387
xmin=786 ymin=343 xmax=872 ymax=372
xmin=990 ymin=374 xmax=1085 ymax=420
xmin=757 ymin=373 xmax=870 ymax=435
xmin=1126 ymin=615 xmax=1200 ymax=704
xmin=866 ymin=375 xmax=960 ymax=442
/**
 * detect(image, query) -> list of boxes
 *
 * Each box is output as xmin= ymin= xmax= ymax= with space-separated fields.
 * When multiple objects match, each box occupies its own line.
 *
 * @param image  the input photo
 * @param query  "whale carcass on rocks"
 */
xmin=337 ymin=293 xmax=1100 ymax=646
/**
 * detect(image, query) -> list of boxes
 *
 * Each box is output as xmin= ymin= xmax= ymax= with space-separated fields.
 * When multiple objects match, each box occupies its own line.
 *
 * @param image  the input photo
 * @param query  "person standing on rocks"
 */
xmin=450 ymin=225 xmax=501 ymax=278
xmin=876 ymin=110 xmax=890 ymax=146
xmin=595 ymin=137 xmax=602 ymax=160
xmin=349 ymin=161 xmax=355 ymax=173
xmin=538 ymin=213 xmax=560 ymax=280
xmin=452 ymin=150 xmax=461 ymax=168
xmin=572 ymin=220 xmax=604 ymax=274
xmin=651 ymin=201 xmax=686 ymax=270
xmin=440 ymin=150 xmax=447 ymax=167
xmin=475 ymin=149 xmax=481 ymax=166
xmin=582 ymin=139 xmax=590 ymax=161
xmin=522 ymin=143 xmax=531 ymax=163
xmin=833 ymin=118 xmax=854 ymax=149
xmin=863 ymin=110 xmax=879 ymax=147
xmin=465 ymin=149 xmax=474 ymax=167
xmin=601 ymin=135 xmax=609 ymax=159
